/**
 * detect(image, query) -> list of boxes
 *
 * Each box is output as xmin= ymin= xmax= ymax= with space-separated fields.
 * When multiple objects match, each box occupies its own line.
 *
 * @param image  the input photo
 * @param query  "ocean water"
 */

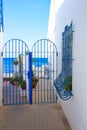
xmin=3 ymin=58 xmax=15 ymax=73
xmin=3 ymin=58 xmax=48 ymax=73
xmin=32 ymin=58 xmax=48 ymax=67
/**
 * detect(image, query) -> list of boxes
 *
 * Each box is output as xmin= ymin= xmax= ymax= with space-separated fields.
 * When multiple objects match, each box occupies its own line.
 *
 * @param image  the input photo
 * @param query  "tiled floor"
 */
xmin=0 ymin=103 xmax=71 ymax=130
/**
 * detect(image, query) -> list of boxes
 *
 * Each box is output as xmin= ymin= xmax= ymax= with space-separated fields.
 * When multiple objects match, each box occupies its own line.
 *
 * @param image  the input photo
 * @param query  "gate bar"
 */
xmin=29 ymin=52 xmax=32 ymax=104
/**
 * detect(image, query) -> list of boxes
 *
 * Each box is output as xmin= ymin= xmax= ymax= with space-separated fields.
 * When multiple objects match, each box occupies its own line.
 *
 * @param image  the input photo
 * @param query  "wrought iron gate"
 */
xmin=2 ymin=39 xmax=29 ymax=105
xmin=32 ymin=39 xmax=58 ymax=103
xmin=2 ymin=39 xmax=58 ymax=105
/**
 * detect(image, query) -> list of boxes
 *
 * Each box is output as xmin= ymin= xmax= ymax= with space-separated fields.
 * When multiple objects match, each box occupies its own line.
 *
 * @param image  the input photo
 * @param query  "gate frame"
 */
xmin=2 ymin=38 xmax=58 ymax=105
xmin=2 ymin=39 xmax=30 ymax=105
xmin=29 ymin=52 xmax=32 ymax=104
xmin=32 ymin=39 xmax=58 ymax=104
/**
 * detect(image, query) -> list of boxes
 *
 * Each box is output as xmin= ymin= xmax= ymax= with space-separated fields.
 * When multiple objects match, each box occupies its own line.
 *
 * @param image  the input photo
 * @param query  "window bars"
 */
xmin=54 ymin=22 xmax=73 ymax=100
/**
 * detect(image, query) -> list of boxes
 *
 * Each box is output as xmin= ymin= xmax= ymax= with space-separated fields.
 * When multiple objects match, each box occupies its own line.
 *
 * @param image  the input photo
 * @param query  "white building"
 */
xmin=0 ymin=0 xmax=4 ymax=106
xmin=48 ymin=0 xmax=87 ymax=130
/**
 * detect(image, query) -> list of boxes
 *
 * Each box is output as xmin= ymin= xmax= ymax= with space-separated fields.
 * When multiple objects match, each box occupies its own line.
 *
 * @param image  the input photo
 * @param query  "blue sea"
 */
xmin=3 ymin=58 xmax=15 ymax=73
xmin=3 ymin=58 xmax=48 ymax=73
xmin=32 ymin=58 xmax=48 ymax=67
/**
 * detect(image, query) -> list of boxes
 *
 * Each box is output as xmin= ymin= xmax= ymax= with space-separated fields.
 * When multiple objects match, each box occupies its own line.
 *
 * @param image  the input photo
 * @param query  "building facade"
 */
xmin=0 ymin=0 xmax=4 ymax=106
xmin=48 ymin=0 xmax=87 ymax=130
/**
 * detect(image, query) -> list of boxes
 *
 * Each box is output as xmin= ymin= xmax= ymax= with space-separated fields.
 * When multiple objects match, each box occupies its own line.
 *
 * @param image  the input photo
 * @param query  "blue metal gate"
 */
xmin=32 ymin=39 xmax=58 ymax=104
xmin=2 ymin=39 xmax=58 ymax=105
xmin=2 ymin=39 xmax=30 ymax=105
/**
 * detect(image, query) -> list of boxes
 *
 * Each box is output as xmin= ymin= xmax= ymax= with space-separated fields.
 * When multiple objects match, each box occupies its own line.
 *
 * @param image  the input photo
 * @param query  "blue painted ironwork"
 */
xmin=54 ymin=22 xmax=73 ymax=100
xmin=29 ymin=52 xmax=32 ymax=105
xmin=32 ymin=39 xmax=58 ymax=104
xmin=2 ymin=39 xmax=29 ymax=105
xmin=2 ymin=38 xmax=58 ymax=105
xmin=0 ymin=0 xmax=4 ymax=32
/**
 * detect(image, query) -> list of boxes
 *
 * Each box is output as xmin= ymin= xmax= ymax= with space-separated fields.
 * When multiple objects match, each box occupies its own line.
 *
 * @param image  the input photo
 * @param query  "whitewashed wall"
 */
xmin=0 ymin=32 xmax=3 ymax=106
xmin=48 ymin=0 xmax=87 ymax=130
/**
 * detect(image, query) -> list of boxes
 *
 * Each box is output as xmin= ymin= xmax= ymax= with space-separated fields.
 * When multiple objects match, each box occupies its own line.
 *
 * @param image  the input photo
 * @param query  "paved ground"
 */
xmin=0 ymin=103 xmax=71 ymax=130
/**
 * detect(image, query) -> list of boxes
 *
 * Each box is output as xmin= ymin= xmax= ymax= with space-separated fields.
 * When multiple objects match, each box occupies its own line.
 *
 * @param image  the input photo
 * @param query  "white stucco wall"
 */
xmin=0 ymin=32 xmax=3 ymax=106
xmin=48 ymin=0 xmax=87 ymax=130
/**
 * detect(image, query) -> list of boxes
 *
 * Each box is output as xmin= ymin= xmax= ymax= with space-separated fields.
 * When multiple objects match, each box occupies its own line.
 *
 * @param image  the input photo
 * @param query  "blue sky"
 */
xmin=3 ymin=0 xmax=50 ymax=48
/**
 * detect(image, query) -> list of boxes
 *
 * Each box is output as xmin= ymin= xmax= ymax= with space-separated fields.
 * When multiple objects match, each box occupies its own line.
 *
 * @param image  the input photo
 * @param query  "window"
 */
xmin=62 ymin=22 xmax=73 ymax=76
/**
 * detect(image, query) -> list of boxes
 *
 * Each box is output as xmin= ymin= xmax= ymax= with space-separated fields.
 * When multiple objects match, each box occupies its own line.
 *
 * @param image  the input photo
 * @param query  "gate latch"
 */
xmin=28 ymin=71 xmax=33 ymax=79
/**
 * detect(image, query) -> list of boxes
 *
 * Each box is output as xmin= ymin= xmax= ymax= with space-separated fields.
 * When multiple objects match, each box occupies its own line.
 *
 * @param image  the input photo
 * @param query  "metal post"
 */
xmin=29 ymin=52 xmax=32 ymax=104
